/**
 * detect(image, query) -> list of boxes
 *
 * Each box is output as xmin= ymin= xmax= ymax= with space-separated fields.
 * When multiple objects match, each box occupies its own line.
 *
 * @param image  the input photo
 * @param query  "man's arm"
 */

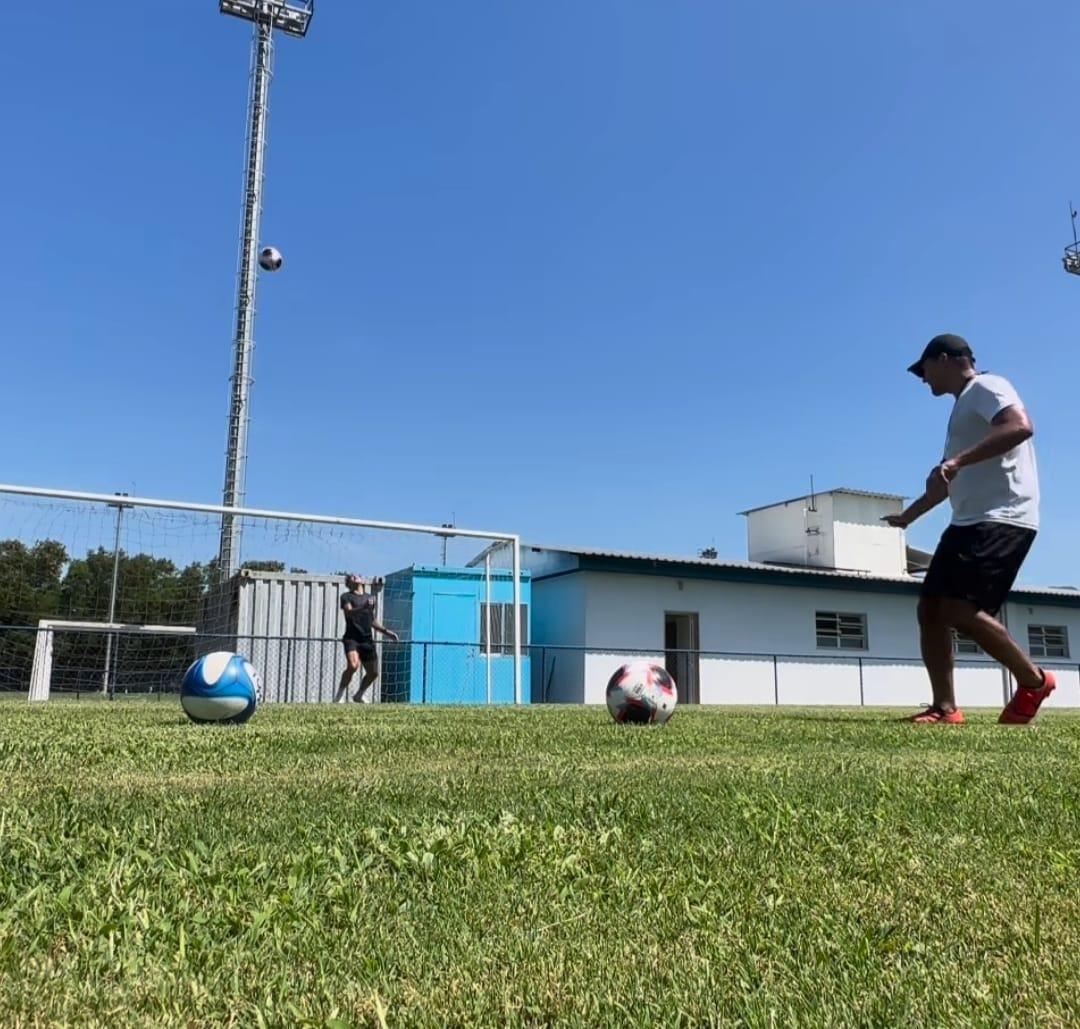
xmin=940 ymin=405 xmax=1034 ymax=478
xmin=883 ymin=405 xmax=1033 ymax=530
xmin=882 ymin=490 xmax=947 ymax=529
xmin=882 ymin=460 xmax=952 ymax=529
xmin=372 ymin=620 xmax=399 ymax=642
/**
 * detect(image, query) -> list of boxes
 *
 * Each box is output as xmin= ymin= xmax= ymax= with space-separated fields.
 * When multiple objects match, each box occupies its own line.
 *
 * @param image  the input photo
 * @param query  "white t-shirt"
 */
xmin=943 ymin=373 xmax=1039 ymax=530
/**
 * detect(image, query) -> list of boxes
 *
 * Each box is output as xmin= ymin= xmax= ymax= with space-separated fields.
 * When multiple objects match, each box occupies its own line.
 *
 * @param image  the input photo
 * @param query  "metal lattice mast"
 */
xmin=218 ymin=1 xmax=313 ymax=579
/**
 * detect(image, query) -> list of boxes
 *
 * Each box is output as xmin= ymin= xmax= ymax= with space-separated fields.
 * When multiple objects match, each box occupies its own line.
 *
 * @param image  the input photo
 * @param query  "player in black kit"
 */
xmin=334 ymin=573 xmax=399 ymax=703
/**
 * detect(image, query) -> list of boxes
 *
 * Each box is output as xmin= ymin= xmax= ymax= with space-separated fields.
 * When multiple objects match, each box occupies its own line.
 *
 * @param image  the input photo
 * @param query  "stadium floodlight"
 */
xmin=217 ymin=0 xmax=314 ymax=581
xmin=1064 ymin=203 xmax=1080 ymax=277
xmin=1064 ymin=244 xmax=1080 ymax=276
xmin=216 ymin=0 xmax=315 ymax=587
xmin=220 ymin=0 xmax=314 ymax=38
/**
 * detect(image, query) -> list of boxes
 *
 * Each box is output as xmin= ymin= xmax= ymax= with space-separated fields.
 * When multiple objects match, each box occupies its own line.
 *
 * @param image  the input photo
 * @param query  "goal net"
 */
xmin=0 ymin=485 xmax=524 ymax=705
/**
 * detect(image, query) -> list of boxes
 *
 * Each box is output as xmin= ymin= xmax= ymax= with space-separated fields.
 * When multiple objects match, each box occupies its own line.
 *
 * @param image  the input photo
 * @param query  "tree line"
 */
xmin=0 ymin=540 xmax=289 ymax=693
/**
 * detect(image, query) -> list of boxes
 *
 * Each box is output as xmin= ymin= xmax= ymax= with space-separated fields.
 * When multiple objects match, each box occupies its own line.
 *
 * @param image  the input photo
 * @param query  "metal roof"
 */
xmin=737 ymin=487 xmax=907 ymax=517
xmin=525 ymin=542 xmax=916 ymax=583
xmin=520 ymin=542 xmax=1080 ymax=600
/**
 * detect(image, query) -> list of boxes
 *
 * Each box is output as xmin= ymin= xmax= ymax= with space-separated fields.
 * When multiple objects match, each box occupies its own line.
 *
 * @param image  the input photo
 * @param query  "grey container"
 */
xmin=200 ymin=570 xmax=383 ymax=703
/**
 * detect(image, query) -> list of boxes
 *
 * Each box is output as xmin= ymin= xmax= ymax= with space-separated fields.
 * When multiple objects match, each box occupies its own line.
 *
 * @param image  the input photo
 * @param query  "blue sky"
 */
xmin=4 ymin=1 xmax=1080 ymax=584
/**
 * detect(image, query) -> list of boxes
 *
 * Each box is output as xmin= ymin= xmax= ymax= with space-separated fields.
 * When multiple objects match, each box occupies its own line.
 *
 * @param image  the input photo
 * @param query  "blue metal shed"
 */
xmin=381 ymin=565 xmax=531 ymax=704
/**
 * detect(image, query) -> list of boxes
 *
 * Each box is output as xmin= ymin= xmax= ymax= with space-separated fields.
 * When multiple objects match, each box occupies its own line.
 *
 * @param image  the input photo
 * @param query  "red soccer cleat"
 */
xmin=901 ymin=706 xmax=965 ymax=725
xmin=999 ymin=671 xmax=1057 ymax=725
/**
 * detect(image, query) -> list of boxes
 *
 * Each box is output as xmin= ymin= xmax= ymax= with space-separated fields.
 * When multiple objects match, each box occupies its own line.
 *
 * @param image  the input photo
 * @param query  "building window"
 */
xmin=480 ymin=603 xmax=529 ymax=655
xmin=1028 ymin=625 xmax=1069 ymax=659
xmin=815 ymin=612 xmax=868 ymax=650
xmin=953 ymin=630 xmax=980 ymax=655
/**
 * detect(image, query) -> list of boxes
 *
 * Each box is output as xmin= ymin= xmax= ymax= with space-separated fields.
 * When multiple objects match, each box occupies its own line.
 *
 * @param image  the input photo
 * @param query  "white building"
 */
xmin=519 ymin=489 xmax=1080 ymax=709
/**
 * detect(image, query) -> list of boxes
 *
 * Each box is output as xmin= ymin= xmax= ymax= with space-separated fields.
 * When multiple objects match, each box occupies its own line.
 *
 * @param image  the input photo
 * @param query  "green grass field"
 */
xmin=3 ymin=702 xmax=1080 ymax=1027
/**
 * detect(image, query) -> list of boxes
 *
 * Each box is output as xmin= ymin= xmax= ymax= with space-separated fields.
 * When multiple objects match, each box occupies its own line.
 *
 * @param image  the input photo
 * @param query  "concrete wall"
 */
xmin=529 ymin=567 xmax=1080 ymax=708
xmin=746 ymin=496 xmax=834 ymax=568
xmin=529 ymin=573 xmax=586 ymax=703
xmin=832 ymin=521 xmax=908 ymax=578
xmin=747 ymin=492 xmax=908 ymax=577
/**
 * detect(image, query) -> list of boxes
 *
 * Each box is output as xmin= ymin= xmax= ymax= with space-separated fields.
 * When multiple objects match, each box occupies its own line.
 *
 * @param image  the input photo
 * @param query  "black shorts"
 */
xmin=920 ymin=522 xmax=1036 ymax=615
xmin=343 ymin=637 xmax=377 ymax=662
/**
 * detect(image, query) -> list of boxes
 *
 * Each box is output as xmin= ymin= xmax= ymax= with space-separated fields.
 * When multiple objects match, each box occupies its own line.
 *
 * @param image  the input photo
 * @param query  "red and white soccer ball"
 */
xmin=605 ymin=661 xmax=678 ymax=725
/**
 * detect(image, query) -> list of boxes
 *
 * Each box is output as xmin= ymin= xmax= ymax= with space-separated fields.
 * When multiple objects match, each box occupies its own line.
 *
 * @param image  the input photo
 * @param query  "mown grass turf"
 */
xmin=2 ymin=702 xmax=1080 ymax=1027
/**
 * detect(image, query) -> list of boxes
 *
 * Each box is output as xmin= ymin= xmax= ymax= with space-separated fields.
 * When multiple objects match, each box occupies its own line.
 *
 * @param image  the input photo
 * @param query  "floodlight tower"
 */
xmin=1063 ymin=203 xmax=1080 ymax=277
xmin=217 ymin=0 xmax=314 ymax=579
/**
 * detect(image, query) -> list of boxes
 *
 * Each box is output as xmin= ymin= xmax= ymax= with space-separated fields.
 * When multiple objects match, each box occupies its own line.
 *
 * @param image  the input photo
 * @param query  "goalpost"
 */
xmin=28 ymin=620 xmax=197 ymax=702
xmin=0 ymin=484 xmax=524 ymax=705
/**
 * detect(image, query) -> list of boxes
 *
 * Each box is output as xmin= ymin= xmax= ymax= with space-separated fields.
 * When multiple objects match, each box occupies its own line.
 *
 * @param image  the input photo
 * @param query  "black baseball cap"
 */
xmin=907 ymin=333 xmax=975 ymax=378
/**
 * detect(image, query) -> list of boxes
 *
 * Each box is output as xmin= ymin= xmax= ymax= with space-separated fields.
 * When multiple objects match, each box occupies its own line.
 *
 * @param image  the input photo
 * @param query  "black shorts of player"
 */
xmin=920 ymin=522 xmax=1036 ymax=616
xmin=342 ymin=636 xmax=377 ymax=662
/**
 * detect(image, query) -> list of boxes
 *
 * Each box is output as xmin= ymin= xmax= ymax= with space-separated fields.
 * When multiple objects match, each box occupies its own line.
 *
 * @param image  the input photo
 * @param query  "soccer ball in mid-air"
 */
xmin=180 ymin=652 xmax=262 ymax=725
xmin=605 ymin=661 xmax=677 ymax=724
xmin=258 ymin=246 xmax=283 ymax=272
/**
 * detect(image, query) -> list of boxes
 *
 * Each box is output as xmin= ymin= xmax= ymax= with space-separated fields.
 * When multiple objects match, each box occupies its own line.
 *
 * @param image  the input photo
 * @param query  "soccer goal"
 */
xmin=28 ymin=620 xmax=197 ymax=701
xmin=0 ymin=484 xmax=524 ymax=705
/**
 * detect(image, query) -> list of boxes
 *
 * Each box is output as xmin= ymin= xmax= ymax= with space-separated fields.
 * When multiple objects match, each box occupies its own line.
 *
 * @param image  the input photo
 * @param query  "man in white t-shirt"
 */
xmin=883 ymin=334 xmax=1055 ymax=725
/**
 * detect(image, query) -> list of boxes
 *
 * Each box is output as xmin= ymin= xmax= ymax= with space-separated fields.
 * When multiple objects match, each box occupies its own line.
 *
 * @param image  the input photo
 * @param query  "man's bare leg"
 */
xmin=335 ymin=651 xmax=360 ymax=703
xmin=939 ymin=598 xmax=1043 ymax=687
xmin=353 ymin=657 xmax=379 ymax=702
xmin=918 ymin=597 xmax=958 ymax=711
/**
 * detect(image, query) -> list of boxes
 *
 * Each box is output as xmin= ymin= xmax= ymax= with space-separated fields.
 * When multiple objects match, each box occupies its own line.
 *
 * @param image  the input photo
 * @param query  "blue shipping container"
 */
xmin=381 ymin=565 xmax=531 ymax=704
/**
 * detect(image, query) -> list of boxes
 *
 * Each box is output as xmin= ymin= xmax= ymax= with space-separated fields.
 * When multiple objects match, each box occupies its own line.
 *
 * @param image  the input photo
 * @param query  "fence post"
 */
xmin=858 ymin=657 xmax=864 ymax=706
xmin=773 ymin=654 xmax=779 ymax=706
xmin=284 ymin=637 xmax=293 ymax=704
xmin=422 ymin=642 xmax=428 ymax=705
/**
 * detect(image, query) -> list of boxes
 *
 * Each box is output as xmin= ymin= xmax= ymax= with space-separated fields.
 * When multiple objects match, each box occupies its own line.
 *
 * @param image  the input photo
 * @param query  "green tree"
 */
xmin=0 ymin=539 xmax=67 ymax=624
xmin=0 ymin=540 xmax=68 ymax=689
xmin=241 ymin=560 xmax=286 ymax=572
xmin=0 ymin=541 xmax=296 ymax=692
xmin=52 ymin=549 xmax=213 ymax=693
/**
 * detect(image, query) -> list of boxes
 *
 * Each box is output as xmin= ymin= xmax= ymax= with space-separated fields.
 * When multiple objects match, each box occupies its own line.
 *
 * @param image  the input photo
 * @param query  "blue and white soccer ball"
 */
xmin=180 ymin=652 xmax=262 ymax=725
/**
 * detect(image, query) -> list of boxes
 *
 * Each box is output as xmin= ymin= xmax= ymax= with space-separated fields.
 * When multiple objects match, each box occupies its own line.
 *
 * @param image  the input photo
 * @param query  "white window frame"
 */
xmin=1028 ymin=624 xmax=1070 ymax=660
xmin=815 ymin=611 xmax=868 ymax=651
xmin=480 ymin=602 xmax=529 ymax=657
xmin=952 ymin=630 xmax=980 ymax=656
